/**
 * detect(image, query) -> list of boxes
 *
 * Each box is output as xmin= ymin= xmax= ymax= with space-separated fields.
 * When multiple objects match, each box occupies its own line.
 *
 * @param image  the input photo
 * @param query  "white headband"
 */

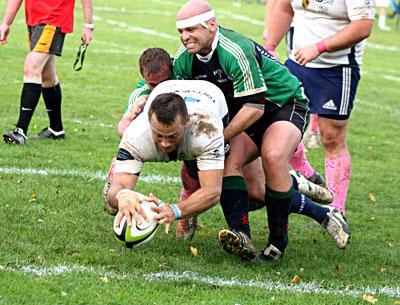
xmin=176 ymin=10 xmax=215 ymax=29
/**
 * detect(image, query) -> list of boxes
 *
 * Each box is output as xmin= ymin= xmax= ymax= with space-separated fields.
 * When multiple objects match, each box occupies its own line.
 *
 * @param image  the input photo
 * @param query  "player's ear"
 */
xmin=208 ymin=19 xmax=218 ymax=32
xmin=185 ymin=114 xmax=190 ymax=128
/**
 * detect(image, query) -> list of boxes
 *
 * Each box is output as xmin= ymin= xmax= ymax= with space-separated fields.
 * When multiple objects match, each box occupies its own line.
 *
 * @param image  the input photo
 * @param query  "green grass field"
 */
xmin=1 ymin=1 xmax=400 ymax=304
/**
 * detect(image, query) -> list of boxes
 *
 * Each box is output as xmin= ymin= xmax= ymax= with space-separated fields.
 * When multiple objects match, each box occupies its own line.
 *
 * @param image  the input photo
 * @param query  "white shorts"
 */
xmin=376 ymin=0 xmax=390 ymax=7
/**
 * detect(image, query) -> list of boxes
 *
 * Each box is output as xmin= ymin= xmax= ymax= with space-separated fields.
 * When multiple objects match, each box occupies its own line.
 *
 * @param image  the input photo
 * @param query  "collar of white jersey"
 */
xmin=196 ymin=29 xmax=219 ymax=63
xmin=176 ymin=9 xmax=215 ymax=29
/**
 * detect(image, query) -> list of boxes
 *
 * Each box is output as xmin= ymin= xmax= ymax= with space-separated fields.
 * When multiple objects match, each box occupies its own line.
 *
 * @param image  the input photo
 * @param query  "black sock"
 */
xmin=42 ymin=83 xmax=63 ymax=131
xmin=265 ymin=186 xmax=292 ymax=252
xmin=290 ymin=190 xmax=328 ymax=223
xmin=291 ymin=174 xmax=299 ymax=190
xmin=220 ymin=176 xmax=251 ymax=238
xmin=16 ymin=83 xmax=42 ymax=134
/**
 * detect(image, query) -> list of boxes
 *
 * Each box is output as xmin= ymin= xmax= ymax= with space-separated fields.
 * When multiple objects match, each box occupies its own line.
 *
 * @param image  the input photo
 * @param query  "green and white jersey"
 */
xmin=124 ymin=79 xmax=151 ymax=115
xmin=173 ymin=27 xmax=308 ymax=116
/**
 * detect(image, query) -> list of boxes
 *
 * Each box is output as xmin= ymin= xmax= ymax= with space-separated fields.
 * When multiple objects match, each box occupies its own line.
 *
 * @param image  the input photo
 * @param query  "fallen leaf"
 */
xmin=380 ymin=267 xmax=386 ymax=272
xmin=190 ymin=246 xmax=198 ymax=257
xmin=30 ymin=191 xmax=38 ymax=203
xmin=394 ymin=300 xmax=400 ymax=304
xmin=290 ymin=274 xmax=302 ymax=285
xmin=368 ymin=193 xmax=376 ymax=202
xmin=335 ymin=265 xmax=344 ymax=273
xmin=158 ymin=263 xmax=168 ymax=269
xmin=100 ymin=276 xmax=108 ymax=283
xmin=299 ymin=267 xmax=304 ymax=273
xmin=275 ymin=271 xmax=281 ymax=276
xmin=197 ymin=231 xmax=212 ymax=237
xmin=362 ymin=293 xmax=377 ymax=304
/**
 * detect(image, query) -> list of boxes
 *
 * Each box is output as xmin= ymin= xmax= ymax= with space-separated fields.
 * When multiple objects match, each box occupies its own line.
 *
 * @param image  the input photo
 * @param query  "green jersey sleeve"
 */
xmin=124 ymin=80 xmax=151 ymax=115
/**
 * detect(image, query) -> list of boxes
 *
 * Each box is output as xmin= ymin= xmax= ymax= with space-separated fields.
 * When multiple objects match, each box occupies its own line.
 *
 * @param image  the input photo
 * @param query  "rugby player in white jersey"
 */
xmin=265 ymin=0 xmax=375 ymax=214
xmin=106 ymin=80 xmax=228 ymax=232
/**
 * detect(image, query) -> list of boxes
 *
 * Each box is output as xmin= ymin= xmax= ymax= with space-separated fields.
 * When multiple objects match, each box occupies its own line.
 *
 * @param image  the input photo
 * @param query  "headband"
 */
xmin=176 ymin=10 xmax=215 ymax=29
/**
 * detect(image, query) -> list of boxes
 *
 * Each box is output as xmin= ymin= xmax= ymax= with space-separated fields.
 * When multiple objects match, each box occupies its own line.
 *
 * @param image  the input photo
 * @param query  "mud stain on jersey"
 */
xmin=191 ymin=113 xmax=218 ymax=137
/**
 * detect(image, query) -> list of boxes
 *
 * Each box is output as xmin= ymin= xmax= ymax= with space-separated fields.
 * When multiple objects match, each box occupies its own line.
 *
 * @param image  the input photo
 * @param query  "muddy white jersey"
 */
xmin=115 ymin=80 xmax=228 ymax=175
xmin=289 ymin=0 xmax=375 ymax=68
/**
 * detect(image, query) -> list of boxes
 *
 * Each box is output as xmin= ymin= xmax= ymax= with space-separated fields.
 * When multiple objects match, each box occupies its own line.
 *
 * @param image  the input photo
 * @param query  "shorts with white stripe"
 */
xmin=285 ymin=59 xmax=360 ymax=119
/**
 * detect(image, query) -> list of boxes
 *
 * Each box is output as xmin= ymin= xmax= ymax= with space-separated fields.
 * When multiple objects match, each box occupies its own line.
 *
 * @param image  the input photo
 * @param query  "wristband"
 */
xmin=265 ymin=44 xmax=276 ymax=52
xmin=170 ymin=204 xmax=182 ymax=220
xmin=116 ymin=189 xmax=135 ymax=200
xmin=316 ymin=40 xmax=327 ymax=54
xmin=84 ymin=23 xmax=95 ymax=30
xmin=155 ymin=200 xmax=165 ymax=206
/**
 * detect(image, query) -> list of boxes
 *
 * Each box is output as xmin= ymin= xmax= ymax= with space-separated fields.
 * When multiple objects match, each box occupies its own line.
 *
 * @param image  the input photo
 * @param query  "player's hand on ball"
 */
xmin=115 ymin=190 xmax=153 ymax=227
xmin=153 ymin=204 xmax=178 ymax=234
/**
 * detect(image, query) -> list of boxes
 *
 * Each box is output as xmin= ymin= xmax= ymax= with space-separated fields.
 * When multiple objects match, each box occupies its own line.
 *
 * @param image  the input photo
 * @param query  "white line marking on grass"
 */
xmin=218 ymin=10 xmax=264 ymax=26
xmin=1 ymin=264 xmax=400 ymax=298
xmin=356 ymin=99 xmax=400 ymax=116
xmin=0 ymin=264 xmax=127 ymax=279
xmin=0 ymin=167 xmax=180 ymax=184
xmin=366 ymin=42 xmax=400 ymax=52
xmin=145 ymin=271 xmax=400 ymax=298
xmin=384 ymin=75 xmax=400 ymax=82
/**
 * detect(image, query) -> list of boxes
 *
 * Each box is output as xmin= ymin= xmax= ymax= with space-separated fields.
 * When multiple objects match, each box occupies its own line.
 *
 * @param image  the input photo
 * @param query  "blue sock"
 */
xmin=290 ymin=190 xmax=328 ymax=223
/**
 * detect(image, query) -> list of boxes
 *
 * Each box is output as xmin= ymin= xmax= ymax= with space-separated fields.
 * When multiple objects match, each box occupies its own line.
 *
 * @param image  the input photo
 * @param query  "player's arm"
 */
xmin=80 ymin=0 xmax=93 ymax=44
xmin=223 ymin=102 xmax=264 ymax=142
xmin=294 ymin=19 xmax=374 ymax=65
xmin=153 ymin=169 xmax=223 ymax=231
xmin=263 ymin=0 xmax=293 ymax=51
xmin=117 ymin=81 xmax=150 ymax=137
xmin=0 ymin=0 xmax=23 ymax=44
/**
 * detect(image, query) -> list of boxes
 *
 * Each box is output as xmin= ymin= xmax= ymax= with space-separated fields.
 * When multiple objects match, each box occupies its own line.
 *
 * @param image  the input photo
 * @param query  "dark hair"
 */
xmin=139 ymin=48 xmax=172 ymax=77
xmin=148 ymin=93 xmax=188 ymax=126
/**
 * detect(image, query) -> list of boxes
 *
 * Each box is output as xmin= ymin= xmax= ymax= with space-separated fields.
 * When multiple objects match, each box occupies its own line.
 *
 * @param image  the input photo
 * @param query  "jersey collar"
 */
xmin=195 ymin=29 xmax=219 ymax=63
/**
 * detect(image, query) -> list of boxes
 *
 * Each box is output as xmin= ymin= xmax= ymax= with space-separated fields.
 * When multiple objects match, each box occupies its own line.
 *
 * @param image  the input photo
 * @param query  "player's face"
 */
xmin=178 ymin=24 xmax=213 ymax=55
xmin=150 ymin=114 xmax=188 ymax=153
xmin=143 ymin=66 xmax=172 ymax=90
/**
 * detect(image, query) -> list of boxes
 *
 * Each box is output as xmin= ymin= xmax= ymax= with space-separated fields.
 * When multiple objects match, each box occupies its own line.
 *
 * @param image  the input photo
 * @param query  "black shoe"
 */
xmin=307 ymin=171 xmax=326 ymax=188
xmin=3 ymin=128 xmax=27 ymax=144
xmin=30 ymin=127 xmax=66 ymax=140
xmin=217 ymin=229 xmax=257 ymax=261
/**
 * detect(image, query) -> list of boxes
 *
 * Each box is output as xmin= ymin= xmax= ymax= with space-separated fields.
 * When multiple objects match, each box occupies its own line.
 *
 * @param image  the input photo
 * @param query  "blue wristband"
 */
xmin=170 ymin=204 xmax=182 ymax=220
xmin=155 ymin=200 xmax=165 ymax=206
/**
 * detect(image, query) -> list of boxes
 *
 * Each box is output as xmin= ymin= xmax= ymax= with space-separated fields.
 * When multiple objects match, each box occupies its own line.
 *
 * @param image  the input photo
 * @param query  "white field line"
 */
xmin=1 ymin=264 xmax=399 ymax=298
xmin=0 ymin=167 xmax=180 ymax=184
xmin=355 ymin=99 xmax=400 ymax=116
xmin=366 ymin=42 xmax=400 ymax=52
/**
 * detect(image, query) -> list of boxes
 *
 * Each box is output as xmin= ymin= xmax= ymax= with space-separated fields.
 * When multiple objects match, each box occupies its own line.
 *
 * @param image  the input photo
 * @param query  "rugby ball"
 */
xmin=113 ymin=200 xmax=159 ymax=248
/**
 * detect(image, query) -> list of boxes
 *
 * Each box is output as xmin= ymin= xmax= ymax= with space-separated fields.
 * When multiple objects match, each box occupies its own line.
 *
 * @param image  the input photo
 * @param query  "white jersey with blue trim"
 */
xmin=115 ymin=80 xmax=228 ymax=175
xmin=289 ymin=0 xmax=375 ymax=68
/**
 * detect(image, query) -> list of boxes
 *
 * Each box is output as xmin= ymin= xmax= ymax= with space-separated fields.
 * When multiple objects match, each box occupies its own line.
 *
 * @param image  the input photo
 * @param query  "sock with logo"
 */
xmin=16 ymin=83 xmax=42 ymax=135
xmin=220 ymin=176 xmax=251 ymax=238
xmin=265 ymin=186 xmax=292 ymax=252
xmin=290 ymin=190 xmax=328 ymax=223
xmin=289 ymin=142 xmax=315 ymax=178
xmin=326 ymin=153 xmax=351 ymax=214
xmin=42 ymin=83 xmax=63 ymax=132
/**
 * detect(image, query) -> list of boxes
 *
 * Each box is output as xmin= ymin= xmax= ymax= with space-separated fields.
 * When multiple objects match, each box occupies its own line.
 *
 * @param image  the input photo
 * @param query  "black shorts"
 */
xmin=245 ymin=100 xmax=309 ymax=149
xmin=27 ymin=24 xmax=65 ymax=56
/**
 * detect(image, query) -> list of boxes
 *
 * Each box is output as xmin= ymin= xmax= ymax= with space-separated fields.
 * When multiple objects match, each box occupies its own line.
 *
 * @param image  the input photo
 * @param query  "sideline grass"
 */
xmin=1 ymin=1 xmax=400 ymax=304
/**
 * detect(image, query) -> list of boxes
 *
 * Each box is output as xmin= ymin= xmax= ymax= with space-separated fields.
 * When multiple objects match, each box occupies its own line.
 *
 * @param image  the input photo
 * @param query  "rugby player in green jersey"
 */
xmin=174 ymin=0 xmax=348 ymax=260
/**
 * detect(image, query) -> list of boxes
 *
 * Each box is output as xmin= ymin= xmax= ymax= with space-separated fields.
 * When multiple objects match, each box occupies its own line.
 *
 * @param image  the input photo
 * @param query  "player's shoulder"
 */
xmin=218 ymin=27 xmax=255 ymax=55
